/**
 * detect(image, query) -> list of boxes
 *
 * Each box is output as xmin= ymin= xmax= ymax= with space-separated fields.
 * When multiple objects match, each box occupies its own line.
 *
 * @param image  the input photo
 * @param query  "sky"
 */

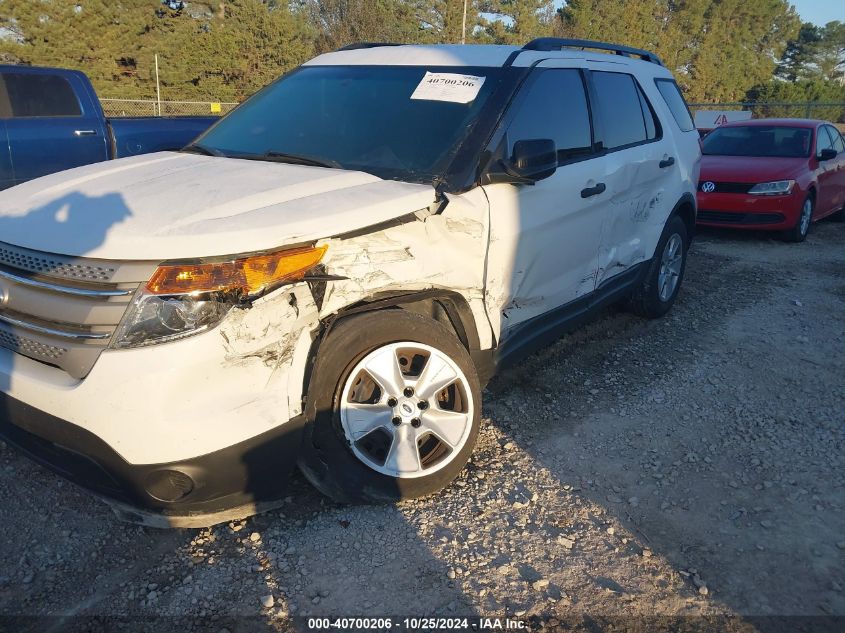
xmin=552 ymin=1 xmax=842 ymax=27
xmin=790 ymin=0 xmax=843 ymax=26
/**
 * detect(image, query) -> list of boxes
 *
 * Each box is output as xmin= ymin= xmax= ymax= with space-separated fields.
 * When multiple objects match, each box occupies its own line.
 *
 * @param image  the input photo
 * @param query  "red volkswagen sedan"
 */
xmin=697 ymin=119 xmax=845 ymax=241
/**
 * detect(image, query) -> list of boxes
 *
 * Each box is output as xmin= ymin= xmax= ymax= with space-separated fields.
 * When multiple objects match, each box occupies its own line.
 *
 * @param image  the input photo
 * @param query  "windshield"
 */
xmin=193 ymin=65 xmax=505 ymax=183
xmin=702 ymin=125 xmax=812 ymax=158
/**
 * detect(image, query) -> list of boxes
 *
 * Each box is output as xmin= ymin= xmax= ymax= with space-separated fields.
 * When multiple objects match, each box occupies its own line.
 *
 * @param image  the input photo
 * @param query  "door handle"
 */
xmin=580 ymin=182 xmax=606 ymax=198
xmin=74 ymin=130 xmax=97 ymax=137
xmin=659 ymin=156 xmax=675 ymax=168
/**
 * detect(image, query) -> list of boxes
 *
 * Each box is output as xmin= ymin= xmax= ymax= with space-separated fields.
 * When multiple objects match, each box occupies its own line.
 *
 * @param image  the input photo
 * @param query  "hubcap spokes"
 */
xmin=800 ymin=200 xmax=812 ymax=235
xmin=340 ymin=342 xmax=473 ymax=479
xmin=658 ymin=234 xmax=683 ymax=302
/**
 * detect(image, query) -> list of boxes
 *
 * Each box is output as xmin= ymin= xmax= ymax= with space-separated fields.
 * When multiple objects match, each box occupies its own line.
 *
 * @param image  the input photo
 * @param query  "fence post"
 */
xmin=805 ymin=102 xmax=812 ymax=119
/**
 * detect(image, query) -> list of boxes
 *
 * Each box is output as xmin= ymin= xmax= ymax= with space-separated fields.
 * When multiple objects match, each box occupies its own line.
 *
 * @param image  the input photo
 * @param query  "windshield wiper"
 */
xmin=182 ymin=143 xmax=226 ymax=157
xmin=256 ymin=151 xmax=342 ymax=169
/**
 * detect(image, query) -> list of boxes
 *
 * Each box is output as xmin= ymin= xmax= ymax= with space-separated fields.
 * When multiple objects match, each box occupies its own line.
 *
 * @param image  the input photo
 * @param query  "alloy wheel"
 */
xmin=339 ymin=342 xmax=474 ymax=479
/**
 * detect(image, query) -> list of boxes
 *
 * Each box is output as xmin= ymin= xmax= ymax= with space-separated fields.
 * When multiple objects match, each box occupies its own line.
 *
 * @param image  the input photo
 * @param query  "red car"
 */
xmin=697 ymin=119 xmax=845 ymax=241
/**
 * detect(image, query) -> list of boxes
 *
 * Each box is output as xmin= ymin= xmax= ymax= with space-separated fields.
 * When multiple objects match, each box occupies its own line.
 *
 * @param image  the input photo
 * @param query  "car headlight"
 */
xmin=747 ymin=180 xmax=795 ymax=195
xmin=110 ymin=245 xmax=327 ymax=349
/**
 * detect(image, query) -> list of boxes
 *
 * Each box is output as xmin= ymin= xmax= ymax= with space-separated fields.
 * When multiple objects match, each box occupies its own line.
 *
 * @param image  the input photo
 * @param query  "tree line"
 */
xmin=0 ymin=0 xmax=842 ymax=120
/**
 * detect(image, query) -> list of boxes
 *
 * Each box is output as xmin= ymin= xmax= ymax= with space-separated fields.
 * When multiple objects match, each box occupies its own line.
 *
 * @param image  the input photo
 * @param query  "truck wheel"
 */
xmin=783 ymin=195 xmax=813 ymax=242
xmin=628 ymin=214 xmax=689 ymax=319
xmin=298 ymin=310 xmax=481 ymax=503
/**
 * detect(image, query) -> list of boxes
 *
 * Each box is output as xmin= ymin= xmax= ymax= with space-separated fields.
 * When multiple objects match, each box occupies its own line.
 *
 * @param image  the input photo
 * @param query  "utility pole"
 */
xmin=461 ymin=0 xmax=468 ymax=45
xmin=154 ymin=54 xmax=162 ymax=117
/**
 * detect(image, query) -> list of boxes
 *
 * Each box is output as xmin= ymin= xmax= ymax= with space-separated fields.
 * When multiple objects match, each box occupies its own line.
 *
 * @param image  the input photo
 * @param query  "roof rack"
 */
xmin=336 ymin=42 xmax=401 ymax=52
xmin=523 ymin=38 xmax=664 ymax=66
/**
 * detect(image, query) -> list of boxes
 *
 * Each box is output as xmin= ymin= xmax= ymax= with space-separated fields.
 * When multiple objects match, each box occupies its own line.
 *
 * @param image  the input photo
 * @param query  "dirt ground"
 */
xmin=1 ymin=220 xmax=843 ymax=632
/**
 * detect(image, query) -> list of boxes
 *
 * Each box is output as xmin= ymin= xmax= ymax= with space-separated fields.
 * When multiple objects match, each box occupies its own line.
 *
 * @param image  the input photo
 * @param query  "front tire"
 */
xmin=628 ymin=214 xmax=689 ymax=319
xmin=298 ymin=310 xmax=481 ymax=503
xmin=783 ymin=195 xmax=813 ymax=242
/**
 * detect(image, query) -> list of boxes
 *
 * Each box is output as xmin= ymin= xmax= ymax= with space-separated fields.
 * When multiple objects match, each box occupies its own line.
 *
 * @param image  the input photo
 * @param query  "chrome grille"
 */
xmin=0 ymin=244 xmax=156 ymax=379
xmin=0 ymin=243 xmax=116 ymax=282
xmin=0 ymin=328 xmax=67 ymax=362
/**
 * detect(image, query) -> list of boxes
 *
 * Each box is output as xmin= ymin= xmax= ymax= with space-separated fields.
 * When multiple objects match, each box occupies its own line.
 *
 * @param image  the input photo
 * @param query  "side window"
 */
xmin=2 ymin=72 xmax=82 ymax=118
xmin=592 ymin=71 xmax=648 ymax=150
xmin=816 ymin=127 xmax=834 ymax=155
xmin=825 ymin=125 xmax=844 ymax=153
xmin=655 ymin=79 xmax=695 ymax=132
xmin=506 ymin=69 xmax=593 ymax=162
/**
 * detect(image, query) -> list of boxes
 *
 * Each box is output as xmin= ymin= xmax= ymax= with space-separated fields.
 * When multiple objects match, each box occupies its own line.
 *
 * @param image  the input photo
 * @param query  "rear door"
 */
xmin=587 ymin=65 xmax=678 ymax=287
xmin=814 ymin=125 xmax=839 ymax=215
xmin=482 ymin=62 xmax=606 ymax=341
xmin=1 ymin=69 xmax=108 ymax=185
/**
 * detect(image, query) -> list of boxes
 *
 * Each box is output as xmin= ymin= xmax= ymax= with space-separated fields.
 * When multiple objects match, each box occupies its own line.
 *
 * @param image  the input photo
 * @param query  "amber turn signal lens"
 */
xmin=146 ymin=245 xmax=328 ymax=296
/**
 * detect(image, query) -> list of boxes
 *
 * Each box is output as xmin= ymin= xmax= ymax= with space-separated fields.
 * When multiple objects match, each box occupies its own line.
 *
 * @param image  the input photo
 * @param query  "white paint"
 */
xmin=0 ymin=294 xmax=301 ymax=463
xmin=410 ymin=72 xmax=486 ymax=104
xmin=305 ymin=44 xmax=520 ymax=68
xmin=318 ymin=187 xmax=491 ymax=353
xmin=482 ymin=158 xmax=606 ymax=338
xmin=0 ymin=152 xmax=435 ymax=259
xmin=0 ymin=42 xmax=701 ymax=472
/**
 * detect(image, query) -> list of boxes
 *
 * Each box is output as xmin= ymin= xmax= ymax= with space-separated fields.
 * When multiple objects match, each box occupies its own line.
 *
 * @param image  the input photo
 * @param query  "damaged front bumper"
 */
xmin=0 ymin=391 xmax=306 ymax=528
xmin=0 ymin=285 xmax=319 ymax=527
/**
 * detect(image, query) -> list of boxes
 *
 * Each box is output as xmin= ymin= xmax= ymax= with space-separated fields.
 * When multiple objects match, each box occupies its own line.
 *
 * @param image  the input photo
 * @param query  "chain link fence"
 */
xmin=100 ymin=98 xmax=239 ymax=117
xmin=690 ymin=102 xmax=845 ymax=132
xmin=100 ymin=97 xmax=845 ymax=132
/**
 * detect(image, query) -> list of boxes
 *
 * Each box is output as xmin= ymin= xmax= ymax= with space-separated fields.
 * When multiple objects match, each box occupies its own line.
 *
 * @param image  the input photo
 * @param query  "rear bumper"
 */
xmin=0 ymin=391 xmax=305 ymax=527
xmin=696 ymin=190 xmax=802 ymax=230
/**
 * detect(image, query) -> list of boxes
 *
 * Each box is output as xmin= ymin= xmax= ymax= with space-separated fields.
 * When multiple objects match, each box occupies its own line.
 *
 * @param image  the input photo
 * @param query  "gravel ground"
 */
xmin=1 ymin=220 xmax=843 ymax=632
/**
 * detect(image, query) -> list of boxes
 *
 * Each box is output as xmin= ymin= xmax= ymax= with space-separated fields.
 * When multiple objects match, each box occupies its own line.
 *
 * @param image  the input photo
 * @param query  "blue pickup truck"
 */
xmin=0 ymin=65 xmax=217 ymax=189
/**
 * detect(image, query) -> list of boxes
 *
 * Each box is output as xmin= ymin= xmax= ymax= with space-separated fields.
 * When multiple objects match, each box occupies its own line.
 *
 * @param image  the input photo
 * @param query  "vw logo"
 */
xmin=701 ymin=181 xmax=716 ymax=193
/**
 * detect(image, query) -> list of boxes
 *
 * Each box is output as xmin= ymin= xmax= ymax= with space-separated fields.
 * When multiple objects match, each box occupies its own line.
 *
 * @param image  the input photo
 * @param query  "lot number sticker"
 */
xmin=411 ymin=72 xmax=486 ymax=104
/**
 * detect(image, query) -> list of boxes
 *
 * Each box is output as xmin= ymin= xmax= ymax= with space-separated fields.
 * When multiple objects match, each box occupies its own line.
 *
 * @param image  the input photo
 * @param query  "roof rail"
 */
xmin=336 ymin=42 xmax=401 ymax=52
xmin=523 ymin=38 xmax=664 ymax=66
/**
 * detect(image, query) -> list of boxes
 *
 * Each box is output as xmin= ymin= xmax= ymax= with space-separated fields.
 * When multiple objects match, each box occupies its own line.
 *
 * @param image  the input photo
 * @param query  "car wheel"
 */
xmin=298 ymin=310 xmax=481 ymax=503
xmin=628 ymin=214 xmax=689 ymax=319
xmin=783 ymin=195 xmax=813 ymax=242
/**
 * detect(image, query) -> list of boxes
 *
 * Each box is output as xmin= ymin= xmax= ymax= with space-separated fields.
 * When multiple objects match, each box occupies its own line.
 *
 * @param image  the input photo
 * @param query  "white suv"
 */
xmin=0 ymin=39 xmax=700 ymax=527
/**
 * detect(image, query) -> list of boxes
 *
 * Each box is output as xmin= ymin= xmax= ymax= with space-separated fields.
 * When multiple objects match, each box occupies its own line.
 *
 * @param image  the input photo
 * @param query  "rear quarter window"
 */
xmin=655 ymin=79 xmax=694 ymax=132
xmin=1 ymin=72 xmax=82 ymax=118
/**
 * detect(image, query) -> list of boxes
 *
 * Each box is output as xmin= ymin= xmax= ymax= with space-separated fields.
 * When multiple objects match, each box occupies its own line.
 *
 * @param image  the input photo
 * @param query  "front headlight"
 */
xmin=110 ymin=245 xmax=327 ymax=349
xmin=747 ymin=180 xmax=795 ymax=195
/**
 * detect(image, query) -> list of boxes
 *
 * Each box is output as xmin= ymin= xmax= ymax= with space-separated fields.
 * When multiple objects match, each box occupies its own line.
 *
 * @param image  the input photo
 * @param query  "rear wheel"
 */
xmin=298 ymin=311 xmax=481 ymax=503
xmin=783 ymin=195 xmax=813 ymax=242
xmin=628 ymin=215 xmax=689 ymax=319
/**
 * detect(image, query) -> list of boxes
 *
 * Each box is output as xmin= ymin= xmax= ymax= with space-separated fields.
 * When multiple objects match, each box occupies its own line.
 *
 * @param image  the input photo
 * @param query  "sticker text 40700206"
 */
xmin=410 ymin=72 xmax=486 ymax=104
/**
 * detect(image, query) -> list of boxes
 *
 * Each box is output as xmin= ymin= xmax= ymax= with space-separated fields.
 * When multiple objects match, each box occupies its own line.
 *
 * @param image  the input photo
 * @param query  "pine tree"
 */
xmin=561 ymin=0 xmax=800 ymax=102
xmin=478 ymin=0 xmax=555 ymax=45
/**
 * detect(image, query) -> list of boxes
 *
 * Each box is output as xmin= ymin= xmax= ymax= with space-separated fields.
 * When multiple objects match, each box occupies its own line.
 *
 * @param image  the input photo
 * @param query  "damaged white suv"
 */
xmin=0 ymin=39 xmax=700 ymax=526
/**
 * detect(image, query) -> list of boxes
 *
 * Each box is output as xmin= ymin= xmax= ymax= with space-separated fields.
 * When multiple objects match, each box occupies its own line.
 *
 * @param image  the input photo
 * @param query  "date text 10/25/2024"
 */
xmin=306 ymin=617 xmax=528 ymax=630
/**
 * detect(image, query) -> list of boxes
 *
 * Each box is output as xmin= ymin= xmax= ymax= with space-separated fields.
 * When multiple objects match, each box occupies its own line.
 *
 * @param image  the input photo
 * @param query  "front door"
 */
xmin=1 ymin=70 xmax=108 ymax=185
xmin=0 ymin=120 xmax=12 ymax=190
xmin=482 ymin=64 xmax=606 ymax=342
xmin=820 ymin=125 xmax=845 ymax=213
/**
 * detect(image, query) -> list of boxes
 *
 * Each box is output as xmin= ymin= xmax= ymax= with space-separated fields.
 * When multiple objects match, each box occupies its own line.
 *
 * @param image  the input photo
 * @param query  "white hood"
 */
xmin=0 ymin=152 xmax=436 ymax=260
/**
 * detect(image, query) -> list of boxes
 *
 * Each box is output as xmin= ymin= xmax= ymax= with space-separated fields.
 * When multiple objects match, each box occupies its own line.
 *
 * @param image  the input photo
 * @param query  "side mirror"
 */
xmin=818 ymin=148 xmax=837 ymax=161
xmin=485 ymin=139 xmax=558 ymax=185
